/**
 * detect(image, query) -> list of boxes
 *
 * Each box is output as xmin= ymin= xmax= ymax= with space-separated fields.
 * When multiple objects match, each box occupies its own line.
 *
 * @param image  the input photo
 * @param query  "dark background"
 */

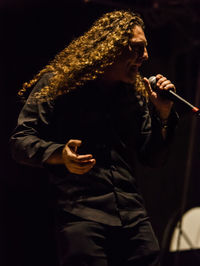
xmin=1 ymin=0 xmax=200 ymax=265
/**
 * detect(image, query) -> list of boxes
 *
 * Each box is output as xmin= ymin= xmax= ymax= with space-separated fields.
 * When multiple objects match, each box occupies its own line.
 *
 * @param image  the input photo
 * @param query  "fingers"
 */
xmin=144 ymin=74 xmax=175 ymax=94
xmin=67 ymin=149 xmax=93 ymax=163
xmin=66 ymin=139 xmax=92 ymax=161
xmin=67 ymin=159 xmax=96 ymax=175
xmin=155 ymin=74 xmax=176 ymax=92
xmin=66 ymin=158 xmax=96 ymax=175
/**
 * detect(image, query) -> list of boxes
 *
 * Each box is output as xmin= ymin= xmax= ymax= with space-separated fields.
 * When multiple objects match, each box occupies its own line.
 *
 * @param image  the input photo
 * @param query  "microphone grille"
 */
xmin=148 ymin=76 xmax=156 ymax=86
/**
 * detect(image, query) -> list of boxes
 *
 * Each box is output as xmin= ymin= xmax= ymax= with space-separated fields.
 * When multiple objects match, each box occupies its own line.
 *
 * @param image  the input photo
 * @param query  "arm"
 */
xmin=10 ymin=74 xmax=96 ymax=173
xmin=10 ymin=74 xmax=65 ymax=168
xmin=138 ymin=74 xmax=179 ymax=166
xmin=143 ymin=74 xmax=175 ymax=140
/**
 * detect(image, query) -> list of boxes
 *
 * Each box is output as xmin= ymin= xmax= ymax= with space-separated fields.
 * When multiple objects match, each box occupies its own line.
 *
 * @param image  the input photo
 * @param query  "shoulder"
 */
xmin=31 ymin=72 xmax=54 ymax=94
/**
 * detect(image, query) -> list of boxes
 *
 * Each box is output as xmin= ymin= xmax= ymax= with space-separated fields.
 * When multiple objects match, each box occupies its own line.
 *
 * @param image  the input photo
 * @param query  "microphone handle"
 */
xmin=168 ymin=90 xmax=199 ymax=114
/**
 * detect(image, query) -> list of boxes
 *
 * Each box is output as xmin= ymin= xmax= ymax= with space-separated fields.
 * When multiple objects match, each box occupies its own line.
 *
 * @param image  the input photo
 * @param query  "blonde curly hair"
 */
xmin=19 ymin=10 xmax=147 ymax=101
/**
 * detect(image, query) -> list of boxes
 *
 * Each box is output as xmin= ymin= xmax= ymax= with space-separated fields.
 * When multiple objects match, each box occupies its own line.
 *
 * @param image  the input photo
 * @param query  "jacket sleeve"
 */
xmin=9 ymin=74 xmax=65 ymax=168
xmin=137 ymin=100 xmax=179 ymax=167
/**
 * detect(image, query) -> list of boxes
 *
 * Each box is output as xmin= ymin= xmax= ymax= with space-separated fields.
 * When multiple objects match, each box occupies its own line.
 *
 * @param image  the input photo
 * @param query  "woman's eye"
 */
xmin=129 ymin=44 xmax=145 ymax=57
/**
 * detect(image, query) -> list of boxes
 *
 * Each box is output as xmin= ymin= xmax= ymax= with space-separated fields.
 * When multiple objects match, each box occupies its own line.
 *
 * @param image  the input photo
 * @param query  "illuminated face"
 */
xmin=103 ymin=25 xmax=148 ymax=84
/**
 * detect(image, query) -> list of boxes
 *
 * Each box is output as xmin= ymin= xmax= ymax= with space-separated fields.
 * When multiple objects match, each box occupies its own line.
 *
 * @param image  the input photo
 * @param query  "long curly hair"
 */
xmin=19 ymin=10 xmax=147 ymax=101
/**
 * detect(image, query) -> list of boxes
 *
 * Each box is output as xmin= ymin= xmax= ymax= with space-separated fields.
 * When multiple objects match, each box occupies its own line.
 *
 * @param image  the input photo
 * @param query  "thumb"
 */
xmin=143 ymin=77 xmax=153 ymax=96
xmin=67 ymin=139 xmax=82 ymax=153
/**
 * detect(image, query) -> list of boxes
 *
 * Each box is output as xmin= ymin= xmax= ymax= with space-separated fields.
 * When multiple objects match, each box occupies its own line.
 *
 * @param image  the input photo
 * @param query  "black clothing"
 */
xmin=10 ymin=73 xmax=178 ymax=266
xmin=56 ymin=212 xmax=160 ymax=266
xmin=10 ymin=73 xmax=178 ymax=227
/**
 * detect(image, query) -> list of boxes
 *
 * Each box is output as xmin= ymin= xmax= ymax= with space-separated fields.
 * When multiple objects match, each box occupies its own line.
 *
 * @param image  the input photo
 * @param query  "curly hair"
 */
xmin=19 ymin=10 xmax=147 ymax=101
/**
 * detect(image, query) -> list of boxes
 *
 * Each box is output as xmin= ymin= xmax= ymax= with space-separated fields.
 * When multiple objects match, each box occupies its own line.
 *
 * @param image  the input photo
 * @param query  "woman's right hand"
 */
xmin=62 ymin=139 xmax=96 ymax=174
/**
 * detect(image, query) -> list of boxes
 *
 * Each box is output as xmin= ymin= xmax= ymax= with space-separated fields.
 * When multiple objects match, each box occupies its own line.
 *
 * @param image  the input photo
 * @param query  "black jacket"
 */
xmin=10 ymin=73 xmax=178 ymax=226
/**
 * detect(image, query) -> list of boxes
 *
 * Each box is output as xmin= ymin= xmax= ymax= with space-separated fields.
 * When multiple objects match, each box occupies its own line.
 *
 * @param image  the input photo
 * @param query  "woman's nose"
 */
xmin=142 ymin=47 xmax=149 ymax=61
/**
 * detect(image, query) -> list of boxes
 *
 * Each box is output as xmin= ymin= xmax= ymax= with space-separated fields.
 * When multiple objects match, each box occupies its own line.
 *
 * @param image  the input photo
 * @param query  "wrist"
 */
xmin=45 ymin=148 xmax=64 ymax=165
xmin=154 ymin=110 xmax=169 ymax=130
xmin=157 ymin=109 xmax=171 ymax=120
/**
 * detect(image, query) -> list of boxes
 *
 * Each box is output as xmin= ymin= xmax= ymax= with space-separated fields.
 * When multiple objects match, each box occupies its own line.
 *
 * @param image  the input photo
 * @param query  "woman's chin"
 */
xmin=126 ymin=72 xmax=137 ymax=84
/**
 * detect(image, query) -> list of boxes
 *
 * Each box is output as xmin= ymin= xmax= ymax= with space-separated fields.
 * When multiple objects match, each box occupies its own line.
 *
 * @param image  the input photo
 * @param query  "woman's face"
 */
xmin=102 ymin=25 xmax=149 ymax=85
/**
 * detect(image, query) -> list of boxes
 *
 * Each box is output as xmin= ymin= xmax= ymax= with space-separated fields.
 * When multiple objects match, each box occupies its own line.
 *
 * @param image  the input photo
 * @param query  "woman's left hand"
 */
xmin=143 ymin=74 xmax=175 ymax=120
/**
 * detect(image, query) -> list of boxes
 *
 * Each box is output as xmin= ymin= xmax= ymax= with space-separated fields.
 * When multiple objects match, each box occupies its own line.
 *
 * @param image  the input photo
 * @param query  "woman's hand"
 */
xmin=62 ymin=139 xmax=96 ymax=174
xmin=143 ymin=74 xmax=175 ymax=120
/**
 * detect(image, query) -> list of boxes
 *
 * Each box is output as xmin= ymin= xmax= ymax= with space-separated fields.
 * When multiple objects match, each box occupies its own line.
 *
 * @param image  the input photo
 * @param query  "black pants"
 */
xmin=55 ymin=212 xmax=160 ymax=266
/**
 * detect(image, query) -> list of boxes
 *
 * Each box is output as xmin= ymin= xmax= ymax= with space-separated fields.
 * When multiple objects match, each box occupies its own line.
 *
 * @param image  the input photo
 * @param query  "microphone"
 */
xmin=148 ymin=76 xmax=200 ymax=116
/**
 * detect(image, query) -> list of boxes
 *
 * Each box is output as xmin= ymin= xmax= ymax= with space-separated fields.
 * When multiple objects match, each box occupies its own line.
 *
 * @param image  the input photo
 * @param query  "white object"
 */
xmin=170 ymin=207 xmax=200 ymax=251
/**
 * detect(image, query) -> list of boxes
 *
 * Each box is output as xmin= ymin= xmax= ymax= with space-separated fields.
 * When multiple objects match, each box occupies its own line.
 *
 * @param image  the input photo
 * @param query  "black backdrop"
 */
xmin=1 ymin=1 xmax=200 ymax=265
